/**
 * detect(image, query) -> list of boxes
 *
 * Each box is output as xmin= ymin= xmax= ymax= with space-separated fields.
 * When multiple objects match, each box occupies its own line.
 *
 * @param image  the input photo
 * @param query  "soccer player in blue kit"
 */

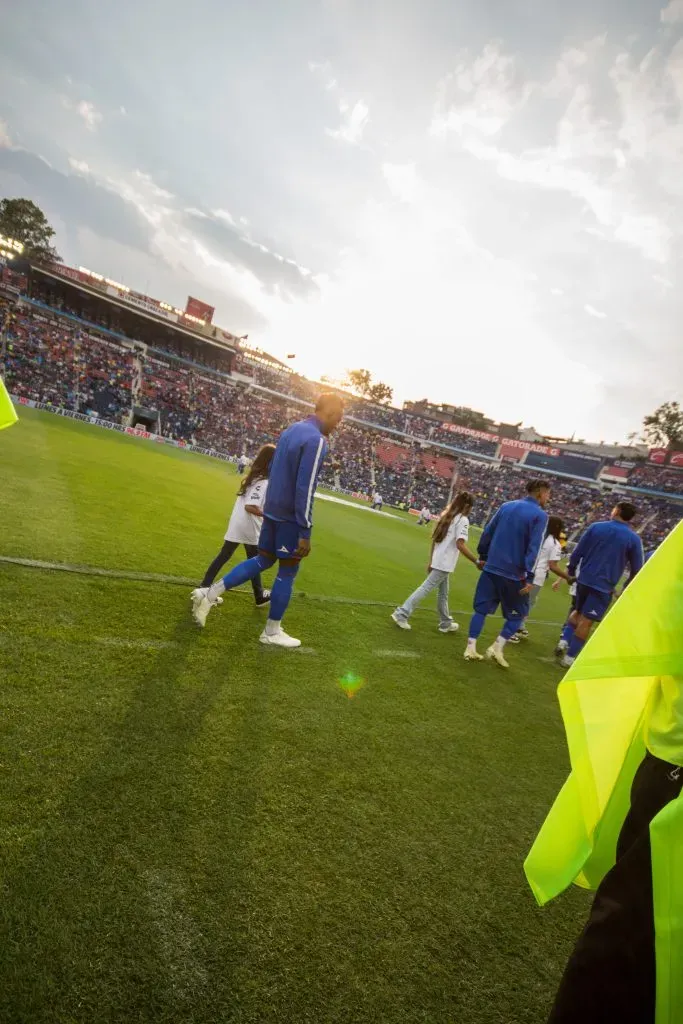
xmin=464 ymin=480 xmax=551 ymax=668
xmin=191 ymin=394 xmax=345 ymax=648
xmin=561 ymin=500 xmax=644 ymax=667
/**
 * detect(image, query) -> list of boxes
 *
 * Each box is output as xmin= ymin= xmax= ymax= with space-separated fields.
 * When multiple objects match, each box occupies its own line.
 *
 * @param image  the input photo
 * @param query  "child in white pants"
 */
xmin=392 ymin=492 xmax=480 ymax=632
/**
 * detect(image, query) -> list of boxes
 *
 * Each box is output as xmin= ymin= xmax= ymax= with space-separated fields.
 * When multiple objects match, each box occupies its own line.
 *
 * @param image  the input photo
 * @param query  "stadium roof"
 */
xmin=30 ymin=262 xmax=237 ymax=355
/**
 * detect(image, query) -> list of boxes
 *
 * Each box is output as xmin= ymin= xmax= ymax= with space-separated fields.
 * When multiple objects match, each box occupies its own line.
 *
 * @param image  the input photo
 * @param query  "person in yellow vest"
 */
xmin=0 ymin=374 xmax=18 ymax=430
xmin=525 ymin=522 xmax=683 ymax=1023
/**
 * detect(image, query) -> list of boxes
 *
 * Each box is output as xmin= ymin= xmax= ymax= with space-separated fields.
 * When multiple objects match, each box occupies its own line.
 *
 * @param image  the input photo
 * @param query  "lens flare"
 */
xmin=338 ymin=671 xmax=365 ymax=699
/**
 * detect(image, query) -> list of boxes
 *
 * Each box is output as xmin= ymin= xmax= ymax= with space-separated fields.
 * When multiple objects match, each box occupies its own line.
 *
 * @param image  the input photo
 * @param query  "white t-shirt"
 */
xmin=431 ymin=514 xmax=470 ymax=573
xmin=533 ymin=535 xmax=563 ymax=587
xmin=373 ymin=492 xmax=382 ymax=504
xmin=225 ymin=478 xmax=268 ymax=545
xmin=420 ymin=507 xmax=430 ymax=519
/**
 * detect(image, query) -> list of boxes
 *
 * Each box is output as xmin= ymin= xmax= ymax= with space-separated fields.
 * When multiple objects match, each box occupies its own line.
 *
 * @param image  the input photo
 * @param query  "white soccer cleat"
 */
xmin=464 ymin=648 xmax=484 ymax=661
xmin=259 ymin=628 xmax=301 ymax=649
xmin=486 ymin=645 xmax=510 ymax=669
xmin=391 ymin=611 xmax=411 ymax=631
xmin=191 ymin=587 xmax=215 ymax=628
xmin=560 ymin=655 xmax=575 ymax=669
xmin=438 ymin=622 xmax=460 ymax=633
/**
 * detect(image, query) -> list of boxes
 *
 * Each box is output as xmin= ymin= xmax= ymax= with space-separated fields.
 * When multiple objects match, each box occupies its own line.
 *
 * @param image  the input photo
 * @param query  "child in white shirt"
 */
xmin=392 ymin=492 xmax=480 ymax=632
xmin=198 ymin=443 xmax=275 ymax=606
xmin=513 ymin=515 xmax=571 ymax=641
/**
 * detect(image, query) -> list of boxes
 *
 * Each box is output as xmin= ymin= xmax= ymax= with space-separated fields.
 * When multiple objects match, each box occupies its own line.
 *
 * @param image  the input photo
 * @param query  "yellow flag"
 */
xmin=525 ymin=521 xmax=683 ymax=905
xmin=524 ymin=523 xmax=683 ymax=1022
xmin=0 ymin=375 xmax=18 ymax=430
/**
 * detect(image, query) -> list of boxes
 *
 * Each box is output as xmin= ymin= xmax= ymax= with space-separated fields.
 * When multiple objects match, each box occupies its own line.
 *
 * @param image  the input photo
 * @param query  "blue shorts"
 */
xmin=258 ymin=516 xmax=305 ymax=560
xmin=575 ymin=583 xmax=612 ymax=622
xmin=473 ymin=570 xmax=530 ymax=621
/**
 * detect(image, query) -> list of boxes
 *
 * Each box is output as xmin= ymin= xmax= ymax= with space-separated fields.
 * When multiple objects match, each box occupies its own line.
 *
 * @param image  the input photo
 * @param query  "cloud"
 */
xmin=431 ymin=36 xmax=681 ymax=264
xmin=0 ymin=120 xmax=12 ymax=148
xmin=68 ymin=158 xmax=90 ymax=175
xmin=309 ymin=60 xmax=370 ymax=145
xmin=382 ymin=163 xmax=419 ymax=203
xmin=0 ymin=147 xmax=152 ymax=255
xmin=661 ymin=0 xmax=683 ymax=24
xmin=431 ymin=42 xmax=534 ymax=138
xmin=76 ymin=100 xmax=102 ymax=131
xmin=326 ymin=99 xmax=369 ymax=145
xmin=212 ymin=208 xmax=235 ymax=226
xmin=584 ymin=303 xmax=607 ymax=319
xmin=60 ymin=95 xmax=103 ymax=132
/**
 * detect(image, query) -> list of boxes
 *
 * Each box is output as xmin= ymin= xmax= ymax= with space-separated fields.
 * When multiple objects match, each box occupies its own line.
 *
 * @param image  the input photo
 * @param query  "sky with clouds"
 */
xmin=1 ymin=0 xmax=683 ymax=441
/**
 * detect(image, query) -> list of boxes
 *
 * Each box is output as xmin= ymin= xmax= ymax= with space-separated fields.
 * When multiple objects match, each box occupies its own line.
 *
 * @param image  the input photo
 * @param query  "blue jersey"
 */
xmin=477 ymin=496 xmax=548 ymax=583
xmin=264 ymin=415 xmax=328 ymax=538
xmin=568 ymin=519 xmax=644 ymax=594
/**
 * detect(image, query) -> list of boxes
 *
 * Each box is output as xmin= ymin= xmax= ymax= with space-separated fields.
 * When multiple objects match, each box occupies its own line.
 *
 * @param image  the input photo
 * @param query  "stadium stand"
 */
xmin=1 ymin=290 xmax=681 ymax=552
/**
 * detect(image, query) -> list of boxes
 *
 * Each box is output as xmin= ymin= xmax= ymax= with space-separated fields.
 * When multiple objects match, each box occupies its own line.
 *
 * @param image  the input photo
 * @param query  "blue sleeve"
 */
xmin=294 ymin=435 xmax=327 ymax=537
xmin=568 ymin=527 xmax=589 ymax=577
xmin=525 ymin=512 xmax=547 ymax=582
xmin=624 ymin=535 xmax=644 ymax=586
xmin=478 ymin=508 xmax=500 ymax=559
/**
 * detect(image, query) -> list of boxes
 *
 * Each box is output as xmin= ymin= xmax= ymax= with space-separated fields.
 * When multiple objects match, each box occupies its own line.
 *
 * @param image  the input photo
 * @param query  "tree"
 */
xmin=641 ymin=401 xmax=683 ymax=449
xmin=0 ymin=197 xmax=62 ymax=262
xmin=366 ymin=381 xmax=393 ymax=404
xmin=343 ymin=368 xmax=393 ymax=405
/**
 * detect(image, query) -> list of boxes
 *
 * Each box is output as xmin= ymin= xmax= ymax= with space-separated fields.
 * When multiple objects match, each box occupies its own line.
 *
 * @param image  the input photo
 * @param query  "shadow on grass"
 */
xmin=0 ymin=610 xmax=270 ymax=1024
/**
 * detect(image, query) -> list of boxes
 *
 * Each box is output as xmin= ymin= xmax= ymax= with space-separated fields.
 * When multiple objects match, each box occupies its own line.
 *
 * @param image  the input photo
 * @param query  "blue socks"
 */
xmin=560 ymin=622 xmax=574 ymax=647
xmin=468 ymin=612 xmax=486 ymax=639
xmin=568 ymin=634 xmax=585 ymax=660
xmin=269 ymin=562 xmax=300 ymax=621
xmin=211 ymin=554 xmax=275 ymax=597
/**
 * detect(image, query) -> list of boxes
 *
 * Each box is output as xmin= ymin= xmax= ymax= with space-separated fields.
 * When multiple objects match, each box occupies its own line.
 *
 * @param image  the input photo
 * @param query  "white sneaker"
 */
xmin=486 ymin=644 xmax=510 ymax=669
xmin=438 ymin=622 xmax=460 ymax=633
xmin=191 ymin=587 xmax=215 ymax=627
xmin=259 ymin=628 xmax=301 ymax=649
xmin=464 ymin=648 xmax=484 ymax=661
xmin=391 ymin=611 xmax=411 ymax=631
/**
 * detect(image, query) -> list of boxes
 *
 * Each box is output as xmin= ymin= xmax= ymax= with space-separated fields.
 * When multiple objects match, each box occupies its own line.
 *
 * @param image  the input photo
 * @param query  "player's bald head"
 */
xmin=315 ymin=393 xmax=345 ymax=435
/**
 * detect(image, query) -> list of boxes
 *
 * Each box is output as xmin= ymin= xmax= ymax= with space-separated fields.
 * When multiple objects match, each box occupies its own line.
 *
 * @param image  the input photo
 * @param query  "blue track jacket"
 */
xmin=478 ymin=496 xmax=548 ymax=583
xmin=264 ymin=415 xmax=328 ymax=538
xmin=568 ymin=519 xmax=644 ymax=594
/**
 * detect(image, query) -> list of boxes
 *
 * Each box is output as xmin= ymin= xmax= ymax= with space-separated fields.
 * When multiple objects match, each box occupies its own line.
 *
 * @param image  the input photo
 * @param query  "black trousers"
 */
xmin=201 ymin=541 xmax=264 ymax=600
xmin=549 ymin=752 xmax=683 ymax=1023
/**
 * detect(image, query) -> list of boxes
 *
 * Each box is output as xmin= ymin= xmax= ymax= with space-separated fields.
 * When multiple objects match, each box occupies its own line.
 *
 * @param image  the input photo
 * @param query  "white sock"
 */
xmin=265 ymin=619 xmax=281 ymax=636
xmin=494 ymin=635 xmax=506 ymax=650
xmin=466 ymin=637 xmax=477 ymax=651
xmin=208 ymin=580 xmax=225 ymax=601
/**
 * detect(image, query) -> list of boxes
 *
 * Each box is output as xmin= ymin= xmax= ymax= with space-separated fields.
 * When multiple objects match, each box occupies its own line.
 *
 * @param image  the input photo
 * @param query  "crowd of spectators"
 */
xmin=628 ymin=462 xmax=683 ymax=496
xmin=2 ymin=294 xmax=681 ymax=552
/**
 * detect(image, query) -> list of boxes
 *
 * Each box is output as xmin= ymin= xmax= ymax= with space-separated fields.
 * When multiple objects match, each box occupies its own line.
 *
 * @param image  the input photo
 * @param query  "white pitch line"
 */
xmin=373 ymin=649 xmax=421 ymax=659
xmin=95 ymin=636 xmax=177 ymax=651
xmin=0 ymin=555 xmax=566 ymax=626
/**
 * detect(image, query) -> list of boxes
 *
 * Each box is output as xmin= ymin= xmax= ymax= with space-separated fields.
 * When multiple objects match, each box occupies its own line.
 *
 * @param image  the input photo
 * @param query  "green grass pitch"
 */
xmin=0 ymin=408 xmax=590 ymax=1023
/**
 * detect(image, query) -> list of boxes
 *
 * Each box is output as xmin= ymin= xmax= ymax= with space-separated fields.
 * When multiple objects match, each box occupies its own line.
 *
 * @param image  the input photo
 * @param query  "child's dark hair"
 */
xmin=238 ymin=444 xmax=276 ymax=496
xmin=547 ymin=515 xmax=564 ymax=541
xmin=432 ymin=491 xmax=474 ymax=545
